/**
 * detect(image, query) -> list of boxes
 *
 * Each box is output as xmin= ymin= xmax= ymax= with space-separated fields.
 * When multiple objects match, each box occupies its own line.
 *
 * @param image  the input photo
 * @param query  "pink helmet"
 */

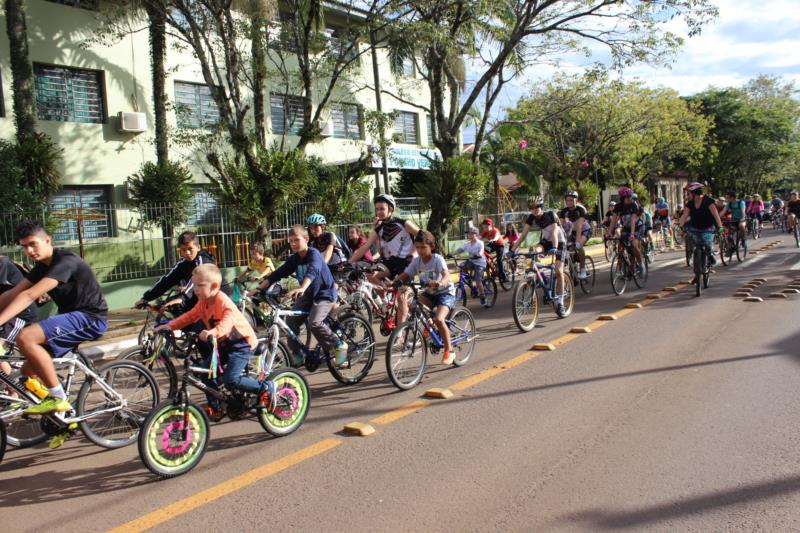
xmin=686 ymin=182 xmax=704 ymax=193
xmin=617 ymin=186 xmax=634 ymax=198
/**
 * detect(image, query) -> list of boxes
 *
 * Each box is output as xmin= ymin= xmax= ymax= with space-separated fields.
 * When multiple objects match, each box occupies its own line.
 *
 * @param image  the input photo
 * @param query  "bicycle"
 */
xmin=485 ymin=251 xmax=513 ymax=291
xmin=450 ymin=257 xmax=497 ymax=308
xmin=385 ymin=282 xmax=477 ymax=390
xmin=0 ymin=345 xmax=159 ymax=452
xmin=339 ymin=262 xmax=405 ymax=338
xmin=653 ymin=220 xmax=672 ymax=250
xmin=510 ymin=250 xmax=575 ymax=332
xmin=609 ymin=235 xmax=648 ymax=296
xmin=136 ymin=288 xmax=183 ymax=345
xmin=718 ymin=222 xmax=747 ymax=265
xmin=689 ymin=230 xmax=715 ymax=297
xmin=747 ymin=215 xmax=762 ymax=240
xmin=138 ymin=332 xmax=309 ymax=478
xmin=564 ymin=242 xmax=595 ymax=294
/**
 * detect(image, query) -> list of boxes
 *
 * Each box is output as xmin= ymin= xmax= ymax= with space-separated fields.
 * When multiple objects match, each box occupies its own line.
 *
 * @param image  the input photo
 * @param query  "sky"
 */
xmin=462 ymin=0 xmax=800 ymax=143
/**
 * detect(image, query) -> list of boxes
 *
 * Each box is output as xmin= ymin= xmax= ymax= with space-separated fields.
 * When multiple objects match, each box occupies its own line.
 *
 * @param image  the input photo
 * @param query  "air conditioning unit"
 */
xmin=118 ymin=111 xmax=147 ymax=133
xmin=319 ymin=119 xmax=335 ymax=137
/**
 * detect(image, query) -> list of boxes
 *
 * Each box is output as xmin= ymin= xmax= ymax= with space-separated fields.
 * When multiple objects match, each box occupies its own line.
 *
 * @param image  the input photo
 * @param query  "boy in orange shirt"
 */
xmin=156 ymin=263 xmax=266 ymax=420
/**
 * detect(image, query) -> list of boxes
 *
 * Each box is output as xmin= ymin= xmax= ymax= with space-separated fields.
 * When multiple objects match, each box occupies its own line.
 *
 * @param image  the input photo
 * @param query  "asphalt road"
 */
xmin=3 ymin=232 xmax=800 ymax=533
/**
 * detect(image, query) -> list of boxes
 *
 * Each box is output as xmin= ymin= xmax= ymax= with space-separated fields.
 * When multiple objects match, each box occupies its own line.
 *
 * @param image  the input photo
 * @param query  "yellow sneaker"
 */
xmin=23 ymin=396 xmax=72 ymax=415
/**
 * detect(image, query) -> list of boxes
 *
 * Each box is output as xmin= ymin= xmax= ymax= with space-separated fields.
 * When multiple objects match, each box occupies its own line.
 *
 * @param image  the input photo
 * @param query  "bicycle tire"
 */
xmin=77 ymin=360 xmax=159 ymax=449
xmin=685 ymin=242 xmax=693 ymax=267
xmin=736 ymin=235 xmax=746 ymax=261
xmin=633 ymin=256 xmax=648 ymax=288
xmin=502 ymin=256 xmax=517 ymax=289
xmin=498 ymin=261 xmax=513 ymax=291
xmin=343 ymin=291 xmax=374 ymax=324
xmin=553 ymin=275 xmax=574 ymax=318
xmin=258 ymin=368 xmax=310 ymax=436
xmin=326 ymin=313 xmax=375 ymax=385
xmin=0 ymin=418 xmax=6 ymax=465
xmin=138 ymin=400 xmax=209 ymax=478
xmin=719 ymin=237 xmax=729 ymax=266
xmin=604 ymin=238 xmax=614 ymax=262
xmin=117 ymin=344 xmax=179 ymax=400
xmin=455 ymin=283 xmax=467 ymax=308
xmin=449 ymin=306 xmax=476 ymax=366
xmin=385 ymin=320 xmax=427 ymax=390
xmin=483 ymin=277 xmax=498 ymax=308
xmin=693 ymin=246 xmax=703 ymax=297
xmin=795 ymin=224 xmax=799 ymax=248
xmin=511 ymin=281 xmax=539 ymax=332
xmin=579 ymin=256 xmax=596 ymax=294
xmin=0 ymin=370 xmax=48 ymax=448
xmin=610 ymin=256 xmax=627 ymax=295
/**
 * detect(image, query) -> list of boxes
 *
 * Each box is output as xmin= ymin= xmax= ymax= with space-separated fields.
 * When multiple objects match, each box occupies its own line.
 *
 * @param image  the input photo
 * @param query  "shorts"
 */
xmin=621 ymin=226 xmax=644 ymax=240
xmin=1 ymin=317 xmax=29 ymax=343
xmin=381 ymin=256 xmax=413 ymax=279
xmin=463 ymin=260 xmax=485 ymax=279
xmin=568 ymin=227 xmax=592 ymax=241
xmin=749 ymin=212 xmax=763 ymax=221
xmin=689 ymin=228 xmax=714 ymax=250
xmin=39 ymin=311 xmax=108 ymax=358
xmin=423 ymin=291 xmax=456 ymax=309
xmin=539 ymin=240 xmax=567 ymax=262
xmin=654 ymin=216 xmax=671 ymax=227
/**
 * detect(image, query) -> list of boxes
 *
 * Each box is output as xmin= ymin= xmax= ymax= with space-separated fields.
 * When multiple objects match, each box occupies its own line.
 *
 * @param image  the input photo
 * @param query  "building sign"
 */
xmin=372 ymin=146 xmax=442 ymax=170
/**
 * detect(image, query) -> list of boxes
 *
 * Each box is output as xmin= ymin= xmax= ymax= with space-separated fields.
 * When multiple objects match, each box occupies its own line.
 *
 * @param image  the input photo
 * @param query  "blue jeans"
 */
xmin=201 ymin=344 xmax=260 ymax=409
xmin=689 ymin=228 xmax=716 ymax=265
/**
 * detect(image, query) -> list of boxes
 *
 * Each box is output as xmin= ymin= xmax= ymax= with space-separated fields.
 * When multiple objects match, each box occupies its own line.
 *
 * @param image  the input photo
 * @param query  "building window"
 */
xmin=271 ymin=93 xmax=306 ymax=136
xmin=394 ymin=111 xmax=418 ymax=145
xmin=267 ymin=12 xmax=300 ymax=53
xmin=186 ymin=187 xmax=220 ymax=227
xmin=34 ymin=64 xmax=105 ymax=124
xmin=426 ymin=115 xmax=434 ymax=146
xmin=331 ymin=103 xmax=362 ymax=140
xmin=44 ymin=0 xmax=98 ymax=10
xmin=174 ymin=81 xmax=220 ymax=129
xmin=401 ymin=58 xmax=415 ymax=78
xmin=49 ymin=187 xmax=113 ymax=241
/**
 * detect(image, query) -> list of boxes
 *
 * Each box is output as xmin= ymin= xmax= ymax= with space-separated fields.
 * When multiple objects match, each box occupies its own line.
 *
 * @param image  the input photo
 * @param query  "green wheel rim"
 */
xmin=145 ymin=405 xmax=207 ymax=474
xmin=262 ymin=373 xmax=309 ymax=429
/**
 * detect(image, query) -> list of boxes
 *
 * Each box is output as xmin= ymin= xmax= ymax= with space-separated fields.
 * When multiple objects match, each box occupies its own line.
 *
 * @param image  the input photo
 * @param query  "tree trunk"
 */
xmin=5 ymin=0 xmax=37 ymax=143
xmin=426 ymin=203 xmax=450 ymax=253
xmin=250 ymin=13 xmax=267 ymax=146
xmin=146 ymin=3 xmax=168 ymax=165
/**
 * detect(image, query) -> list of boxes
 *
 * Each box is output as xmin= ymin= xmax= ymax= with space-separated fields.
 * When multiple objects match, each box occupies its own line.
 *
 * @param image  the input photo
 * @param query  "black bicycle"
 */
xmin=689 ymin=229 xmax=715 ymax=297
xmin=609 ymin=235 xmax=648 ymax=295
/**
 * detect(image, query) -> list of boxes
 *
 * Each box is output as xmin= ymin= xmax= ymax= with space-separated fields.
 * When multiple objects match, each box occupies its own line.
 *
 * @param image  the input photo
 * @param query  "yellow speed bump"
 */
xmin=743 ymin=296 xmax=764 ymax=302
xmin=532 ymin=343 xmax=556 ymax=351
xmin=424 ymin=388 xmax=454 ymax=400
xmin=662 ymin=287 xmax=679 ymax=292
xmin=569 ymin=327 xmax=592 ymax=334
xmin=625 ymin=303 xmax=643 ymax=309
xmin=343 ymin=422 xmax=376 ymax=436
xmin=768 ymin=292 xmax=788 ymax=299
xmin=598 ymin=314 xmax=618 ymax=321
xmin=645 ymin=293 xmax=664 ymax=299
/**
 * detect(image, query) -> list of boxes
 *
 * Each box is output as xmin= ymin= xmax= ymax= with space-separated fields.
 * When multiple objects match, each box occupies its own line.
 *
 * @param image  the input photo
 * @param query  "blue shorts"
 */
xmin=463 ymin=260 xmax=486 ymax=279
xmin=424 ymin=292 xmax=456 ymax=310
xmin=39 ymin=311 xmax=108 ymax=357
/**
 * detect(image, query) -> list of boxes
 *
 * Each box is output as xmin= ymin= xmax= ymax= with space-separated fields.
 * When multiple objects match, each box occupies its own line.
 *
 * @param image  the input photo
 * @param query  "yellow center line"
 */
xmin=108 ymin=438 xmax=342 ymax=533
xmin=370 ymin=399 xmax=430 ymax=425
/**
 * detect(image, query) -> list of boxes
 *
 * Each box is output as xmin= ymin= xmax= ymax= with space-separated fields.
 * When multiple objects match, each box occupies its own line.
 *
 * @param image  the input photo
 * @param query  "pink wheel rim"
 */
xmin=161 ymin=420 xmax=193 ymax=454
xmin=273 ymin=386 xmax=299 ymax=419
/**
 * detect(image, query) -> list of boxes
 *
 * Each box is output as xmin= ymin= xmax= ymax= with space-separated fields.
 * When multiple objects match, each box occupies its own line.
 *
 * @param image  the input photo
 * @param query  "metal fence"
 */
xmin=0 ymin=194 xmax=531 ymax=282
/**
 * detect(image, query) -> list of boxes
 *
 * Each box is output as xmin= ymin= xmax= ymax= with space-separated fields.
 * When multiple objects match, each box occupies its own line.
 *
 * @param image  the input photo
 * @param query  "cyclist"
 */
xmin=135 ymin=231 xmax=223 ymax=314
xmin=511 ymin=197 xmax=568 ymax=315
xmin=0 ymin=256 xmax=38 ymax=378
xmin=770 ymin=194 xmax=784 ymax=228
xmin=786 ymin=191 xmax=800 ymax=233
xmin=720 ymin=192 xmax=747 ymax=245
xmin=480 ymin=218 xmax=507 ymax=283
xmin=349 ymin=194 xmax=419 ymax=328
xmin=679 ymin=182 xmax=724 ymax=279
xmin=504 ymin=223 xmax=520 ymax=249
xmin=747 ymin=194 xmax=764 ymax=236
xmin=0 ymin=221 xmax=108 ymax=415
xmin=236 ymin=241 xmax=274 ymax=283
xmin=557 ymin=191 xmax=590 ymax=279
xmin=393 ymin=230 xmax=456 ymax=365
xmin=607 ymin=187 xmax=644 ymax=272
xmin=346 ymin=225 xmax=373 ymax=262
xmin=452 ymin=226 xmax=489 ymax=307
xmin=639 ymin=195 xmax=655 ymax=257
xmin=653 ymin=196 xmax=674 ymax=249
xmin=307 ymin=213 xmax=348 ymax=270
xmin=256 ymin=225 xmax=347 ymax=367
xmin=156 ymin=263 xmax=267 ymax=421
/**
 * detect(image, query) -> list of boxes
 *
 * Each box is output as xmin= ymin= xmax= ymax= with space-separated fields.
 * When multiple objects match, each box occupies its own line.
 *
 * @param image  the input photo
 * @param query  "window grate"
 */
xmin=49 ymin=188 xmax=112 ymax=241
xmin=394 ymin=111 xmax=418 ymax=145
xmin=34 ymin=64 xmax=104 ymax=124
xmin=426 ymin=115 xmax=434 ymax=146
xmin=332 ymin=103 xmax=362 ymax=140
xmin=174 ymin=81 xmax=220 ymax=129
xmin=271 ymin=93 xmax=307 ymax=136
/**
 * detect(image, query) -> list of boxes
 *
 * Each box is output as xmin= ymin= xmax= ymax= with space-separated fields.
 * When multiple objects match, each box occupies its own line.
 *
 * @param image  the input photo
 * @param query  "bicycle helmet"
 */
xmin=617 ymin=186 xmax=634 ymax=198
xmin=657 ymin=196 xmax=665 ymax=203
xmin=686 ymin=182 xmax=704 ymax=193
xmin=564 ymin=191 xmax=578 ymax=199
xmin=609 ymin=201 xmax=617 ymax=207
xmin=306 ymin=213 xmax=327 ymax=226
xmin=528 ymin=196 xmax=544 ymax=208
xmin=373 ymin=193 xmax=396 ymax=209
xmin=677 ymin=203 xmax=683 ymax=209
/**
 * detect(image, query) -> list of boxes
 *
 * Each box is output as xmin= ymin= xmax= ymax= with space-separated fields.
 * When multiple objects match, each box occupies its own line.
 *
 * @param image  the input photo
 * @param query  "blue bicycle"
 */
xmin=449 ymin=257 xmax=497 ymax=308
xmin=510 ymin=250 xmax=574 ymax=332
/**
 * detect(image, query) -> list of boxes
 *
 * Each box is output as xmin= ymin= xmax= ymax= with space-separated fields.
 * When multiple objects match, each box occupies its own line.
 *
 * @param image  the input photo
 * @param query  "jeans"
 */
xmin=285 ymin=292 xmax=339 ymax=359
xmin=689 ymin=229 xmax=716 ymax=265
xmin=488 ymin=243 xmax=506 ymax=281
xmin=200 ymin=344 xmax=260 ymax=409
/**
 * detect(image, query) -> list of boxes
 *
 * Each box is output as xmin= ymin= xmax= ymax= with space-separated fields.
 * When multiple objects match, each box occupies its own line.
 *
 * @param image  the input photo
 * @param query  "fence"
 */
xmin=0 ymin=194 xmax=531 ymax=282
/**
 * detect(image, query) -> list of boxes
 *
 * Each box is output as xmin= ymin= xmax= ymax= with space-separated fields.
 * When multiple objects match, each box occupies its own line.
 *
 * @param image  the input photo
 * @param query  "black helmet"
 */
xmin=374 ymin=193 xmax=396 ymax=210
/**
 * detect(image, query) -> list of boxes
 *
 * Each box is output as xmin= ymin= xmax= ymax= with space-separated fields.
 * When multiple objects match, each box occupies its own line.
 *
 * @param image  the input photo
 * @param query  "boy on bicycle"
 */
xmin=452 ymin=226 xmax=488 ymax=307
xmin=0 ymin=221 xmax=108 ymax=415
xmin=392 ymin=231 xmax=456 ymax=365
xmin=156 ymin=264 xmax=266 ymax=421
xmin=0 ymin=256 xmax=39 ymax=377
xmin=236 ymin=242 xmax=274 ymax=283
xmin=256 ymin=225 xmax=348 ymax=367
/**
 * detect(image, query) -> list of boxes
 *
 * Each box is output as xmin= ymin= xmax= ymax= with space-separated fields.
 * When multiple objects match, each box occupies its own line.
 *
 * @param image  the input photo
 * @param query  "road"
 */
xmin=3 ymin=233 xmax=800 ymax=532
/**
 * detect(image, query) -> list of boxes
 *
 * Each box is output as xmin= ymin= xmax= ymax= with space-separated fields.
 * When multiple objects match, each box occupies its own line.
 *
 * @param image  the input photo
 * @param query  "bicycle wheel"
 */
xmin=0 ymin=418 xmax=6 ymax=465
xmin=633 ymin=256 xmax=648 ymax=288
xmin=343 ymin=291 xmax=374 ymax=324
xmin=645 ymin=240 xmax=655 ymax=264
xmin=579 ymin=256 xmax=596 ymax=294
xmin=77 ymin=360 xmax=159 ymax=449
xmin=610 ymin=256 xmax=627 ymax=295
xmin=719 ymin=237 xmax=730 ymax=266
xmin=502 ymin=256 xmax=517 ymax=289
xmin=673 ymin=227 xmax=684 ymax=246
xmin=483 ymin=277 xmax=498 ymax=308
xmin=736 ymin=235 xmax=747 ymax=262
xmin=511 ymin=280 xmax=539 ymax=332
xmin=685 ymin=242 xmax=693 ymax=267
xmin=117 ymin=344 xmax=178 ymax=399
xmin=138 ymin=400 xmax=209 ymax=478
xmin=498 ymin=261 xmax=513 ymax=291
xmin=449 ymin=306 xmax=476 ymax=366
xmin=327 ymin=313 xmax=375 ymax=385
xmin=454 ymin=283 xmax=468 ymax=308
xmin=795 ymin=224 xmax=799 ymax=248
xmin=693 ymin=246 xmax=703 ymax=297
xmin=553 ymin=275 xmax=574 ymax=318
xmin=0 ymin=369 xmax=47 ymax=448
xmin=604 ymin=238 xmax=614 ymax=262
xmin=385 ymin=320 xmax=427 ymax=390
xmin=258 ymin=368 xmax=310 ymax=437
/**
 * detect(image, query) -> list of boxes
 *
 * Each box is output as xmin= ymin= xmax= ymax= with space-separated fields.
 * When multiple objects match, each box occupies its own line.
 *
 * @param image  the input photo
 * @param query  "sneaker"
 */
xmin=49 ymin=422 xmax=78 ymax=449
xmin=479 ymin=295 xmax=487 ymax=307
xmin=259 ymin=380 xmax=277 ymax=412
xmin=556 ymin=303 xmax=567 ymax=316
xmin=334 ymin=341 xmax=349 ymax=366
xmin=204 ymin=405 xmax=225 ymax=422
xmin=577 ymin=268 xmax=588 ymax=280
xmin=442 ymin=350 xmax=455 ymax=365
xmin=391 ymin=335 xmax=406 ymax=349
xmin=23 ymin=396 xmax=72 ymax=415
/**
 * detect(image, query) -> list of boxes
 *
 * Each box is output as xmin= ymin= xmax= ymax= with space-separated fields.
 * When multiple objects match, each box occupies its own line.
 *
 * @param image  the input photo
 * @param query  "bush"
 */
xmin=0 ymin=139 xmax=54 ymax=245
xmin=126 ymin=160 xmax=194 ymax=228
xmin=15 ymin=132 xmax=63 ymax=197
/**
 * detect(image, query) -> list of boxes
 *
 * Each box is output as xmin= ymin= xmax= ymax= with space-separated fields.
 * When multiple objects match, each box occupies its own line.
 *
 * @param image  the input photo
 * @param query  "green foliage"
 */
xmin=307 ymin=156 xmax=371 ymax=225
xmin=126 ymin=161 xmax=194 ymax=229
xmin=16 ymin=132 xmax=63 ymax=197
xmin=0 ymin=139 xmax=51 ymax=245
xmin=575 ymin=180 xmax=601 ymax=210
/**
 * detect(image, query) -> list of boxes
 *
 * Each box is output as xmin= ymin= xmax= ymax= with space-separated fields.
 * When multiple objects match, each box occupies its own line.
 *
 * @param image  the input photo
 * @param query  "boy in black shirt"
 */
xmin=0 ymin=222 xmax=108 ymax=415
xmin=0 ymin=256 xmax=38 ymax=376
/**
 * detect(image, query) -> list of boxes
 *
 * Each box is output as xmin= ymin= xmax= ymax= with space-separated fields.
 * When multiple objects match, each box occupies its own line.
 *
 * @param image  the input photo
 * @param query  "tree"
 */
xmin=4 ymin=0 xmax=37 ymax=144
xmin=126 ymin=160 xmax=194 ymax=230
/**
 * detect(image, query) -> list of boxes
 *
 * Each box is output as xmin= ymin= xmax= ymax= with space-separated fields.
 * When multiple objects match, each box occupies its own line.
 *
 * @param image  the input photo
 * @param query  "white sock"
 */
xmin=48 ymin=385 xmax=67 ymax=400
